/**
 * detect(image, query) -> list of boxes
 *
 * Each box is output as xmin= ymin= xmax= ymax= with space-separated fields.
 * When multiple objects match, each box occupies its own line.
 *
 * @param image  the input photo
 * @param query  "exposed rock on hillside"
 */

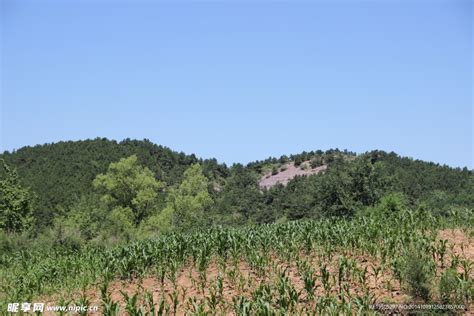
xmin=259 ymin=161 xmax=327 ymax=189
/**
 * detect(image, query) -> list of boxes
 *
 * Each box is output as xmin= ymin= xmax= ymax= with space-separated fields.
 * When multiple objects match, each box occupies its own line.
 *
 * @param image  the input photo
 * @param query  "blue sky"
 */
xmin=1 ymin=0 xmax=472 ymax=168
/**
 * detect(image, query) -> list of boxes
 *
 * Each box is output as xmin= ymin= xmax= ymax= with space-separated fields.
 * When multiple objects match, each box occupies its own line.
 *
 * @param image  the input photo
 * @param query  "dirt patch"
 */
xmin=259 ymin=161 xmax=327 ymax=189
xmin=435 ymin=228 xmax=474 ymax=282
xmin=54 ymin=252 xmax=407 ymax=315
xmin=37 ymin=229 xmax=473 ymax=315
xmin=438 ymin=228 xmax=474 ymax=261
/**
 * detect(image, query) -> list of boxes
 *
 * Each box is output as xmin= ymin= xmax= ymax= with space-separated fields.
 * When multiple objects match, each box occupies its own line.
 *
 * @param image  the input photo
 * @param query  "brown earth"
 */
xmin=259 ymin=161 xmax=327 ymax=189
xmin=438 ymin=228 xmax=474 ymax=261
xmin=42 ymin=252 xmax=407 ymax=315
xmin=39 ymin=229 xmax=473 ymax=315
xmin=436 ymin=228 xmax=474 ymax=280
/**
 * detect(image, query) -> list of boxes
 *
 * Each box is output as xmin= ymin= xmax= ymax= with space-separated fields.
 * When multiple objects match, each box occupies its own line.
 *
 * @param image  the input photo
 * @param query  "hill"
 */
xmin=0 ymin=138 xmax=228 ymax=227
xmin=1 ymin=139 xmax=473 ymax=230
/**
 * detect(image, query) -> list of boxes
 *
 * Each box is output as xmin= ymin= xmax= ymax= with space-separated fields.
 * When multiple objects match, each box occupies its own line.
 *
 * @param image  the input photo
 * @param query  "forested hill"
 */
xmin=0 ymin=138 xmax=228 ymax=226
xmin=1 ymin=138 xmax=472 ymax=231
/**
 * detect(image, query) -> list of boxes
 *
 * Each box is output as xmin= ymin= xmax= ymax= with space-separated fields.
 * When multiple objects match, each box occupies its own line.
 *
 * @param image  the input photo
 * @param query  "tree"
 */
xmin=149 ymin=164 xmax=213 ymax=232
xmin=284 ymin=176 xmax=317 ymax=220
xmin=310 ymin=156 xmax=323 ymax=168
xmin=294 ymin=156 xmax=303 ymax=166
xmin=349 ymin=156 xmax=391 ymax=207
xmin=217 ymin=164 xmax=263 ymax=225
xmin=93 ymin=155 xmax=163 ymax=226
xmin=271 ymin=166 xmax=279 ymax=175
xmin=57 ymin=193 xmax=106 ymax=241
xmin=315 ymin=166 xmax=356 ymax=217
xmin=0 ymin=160 xmax=33 ymax=233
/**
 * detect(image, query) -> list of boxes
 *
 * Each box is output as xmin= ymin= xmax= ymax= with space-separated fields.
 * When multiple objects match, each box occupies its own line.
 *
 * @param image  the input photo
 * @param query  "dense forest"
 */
xmin=0 ymin=138 xmax=472 ymax=249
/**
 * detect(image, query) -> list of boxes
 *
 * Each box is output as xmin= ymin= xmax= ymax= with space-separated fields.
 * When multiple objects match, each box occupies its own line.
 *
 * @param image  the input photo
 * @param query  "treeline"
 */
xmin=0 ymin=138 xmax=472 ymax=249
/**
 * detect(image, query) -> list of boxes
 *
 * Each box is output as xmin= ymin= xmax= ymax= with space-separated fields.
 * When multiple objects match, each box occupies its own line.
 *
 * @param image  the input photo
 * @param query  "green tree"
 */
xmin=310 ymin=156 xmax=323 ymax=168
xmin=284 ymin=176 xmax=318 ymax=220
xmin=271 ymin=166 xmax=279 ymax=175
xmin=294 ymin=156 xmax=303 ymax=166
xmin=57 ymin=193 xmax=106 ymax=241
xmin=149 ymin=164 xmax=213 ymax=232
xmin=57 ymin=193 xmax=135 ymax=245
xmin=349 ymin=156 xmax=391 ymax=207
xmin=217 ymin=164 xmax=263 ymax=225
xmin=0 ymin=160 xmax=33 ymax=233
xmin=93 ymin=155 xmax=163 ymax=226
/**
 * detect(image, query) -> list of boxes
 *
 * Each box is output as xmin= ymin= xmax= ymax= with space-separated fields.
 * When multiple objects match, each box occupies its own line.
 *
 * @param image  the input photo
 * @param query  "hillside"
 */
xmin=1 ymin=139 xmax=473 ymax=230
xmin=0 ymin=138 xmax=228 ymax=227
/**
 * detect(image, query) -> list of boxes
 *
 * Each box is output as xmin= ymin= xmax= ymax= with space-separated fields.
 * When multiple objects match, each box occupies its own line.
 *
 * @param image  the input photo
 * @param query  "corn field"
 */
xmin=1 ymin=208 xmax=473 ymax=315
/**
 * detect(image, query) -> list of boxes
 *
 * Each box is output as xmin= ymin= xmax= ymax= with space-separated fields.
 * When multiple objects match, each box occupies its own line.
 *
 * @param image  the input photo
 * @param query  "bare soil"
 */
xmin=259 ymin=161 xmax=327 ymax=189
xmin=39 ymin=228 xmax=473 ymax=315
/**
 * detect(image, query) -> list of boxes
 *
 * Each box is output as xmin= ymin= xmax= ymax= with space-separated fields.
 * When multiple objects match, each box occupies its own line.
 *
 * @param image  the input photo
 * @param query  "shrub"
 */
xmin=0 ymin=231 xmax=31 ymax=254
xmin=402 ymin=248 xmax=433 ymax=302
xmin=278 ymin=155 xmax=289 ymax=164
xmin=323 ymin=154 xmax=335 ymax=164
xmin=310 ymin=157 xmax=322 ymax=168
xmin=294 ymin=157 xmax=303 ymax=166
xmin=377 ymin=193 xmax=407 ymax=213
xmin=439 ymin=268 xmax=460 ymax=304
xmin=51 ymin=221 xmax=85 ymax=251
xmin=272 ymin=166 xmax=279 ymax=175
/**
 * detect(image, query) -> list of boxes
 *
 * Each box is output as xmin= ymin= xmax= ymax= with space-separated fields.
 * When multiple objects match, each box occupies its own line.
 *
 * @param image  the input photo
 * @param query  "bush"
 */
xmin=377 ymin=193 xmax=407 ymax=214
xmin=439 ymin=268 xmax=472 ymax=305
xmin=310 ymin=157 xmax=322 ymax=168
xmin=272 ymin=166 xmax=279 ymax=175
xmin=439 ymin=269 xmax=460 ymax=304
xmin=278 ymin=155 xmax=289 ymax=164
xmin=324 ymin=154 xmax=335 ymax=164
xmin=294 ymin=157 xmax=303 ymax=166
xmin=402 ymin=248 xmax=433 ymax=302
xmin=0 ymin=231 xmax=32 ymax=254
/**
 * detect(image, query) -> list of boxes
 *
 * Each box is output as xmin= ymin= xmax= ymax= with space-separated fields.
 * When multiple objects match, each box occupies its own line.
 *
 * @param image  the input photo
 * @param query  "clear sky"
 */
xmin=1 ymin=0 xmax=472 ymax=168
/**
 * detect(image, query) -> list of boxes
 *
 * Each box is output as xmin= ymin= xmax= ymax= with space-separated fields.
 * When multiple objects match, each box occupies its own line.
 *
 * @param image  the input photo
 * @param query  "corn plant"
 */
xmin=0 ymin=207 xmax=472 ymax=314
xmin=100 ymin=282 xmax=120 ymax=316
